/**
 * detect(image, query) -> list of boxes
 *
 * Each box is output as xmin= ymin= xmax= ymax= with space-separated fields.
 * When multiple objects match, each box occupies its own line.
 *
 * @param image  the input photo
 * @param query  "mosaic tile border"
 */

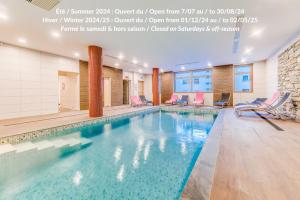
xmin=0 ymin=107 xmax=160 ymax=144
xmin=160 ymin=106 xmax=220 ymax=115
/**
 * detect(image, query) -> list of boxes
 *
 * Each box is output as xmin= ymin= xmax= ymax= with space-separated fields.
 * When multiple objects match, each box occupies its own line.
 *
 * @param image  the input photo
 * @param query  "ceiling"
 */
xmin=0 ymin=0 xmax=300 ymax=74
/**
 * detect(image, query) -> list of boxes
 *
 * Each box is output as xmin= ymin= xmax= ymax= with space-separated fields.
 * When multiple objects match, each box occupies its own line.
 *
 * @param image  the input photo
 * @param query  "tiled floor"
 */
xmin=0 ymin=105 xmax=154 ymax=138
xmin=210 ymin=109 xmax=300 ymax=200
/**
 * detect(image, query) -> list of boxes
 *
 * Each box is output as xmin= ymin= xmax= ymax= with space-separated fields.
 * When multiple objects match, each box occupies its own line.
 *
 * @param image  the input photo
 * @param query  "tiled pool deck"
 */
xmin=0 ymin=106 xmax=160 ymax=144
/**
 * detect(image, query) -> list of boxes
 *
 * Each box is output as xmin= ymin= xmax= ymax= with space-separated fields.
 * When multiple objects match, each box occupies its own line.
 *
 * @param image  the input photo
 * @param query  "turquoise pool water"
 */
xmin=0 ymin=111 xmax=216 ymax=200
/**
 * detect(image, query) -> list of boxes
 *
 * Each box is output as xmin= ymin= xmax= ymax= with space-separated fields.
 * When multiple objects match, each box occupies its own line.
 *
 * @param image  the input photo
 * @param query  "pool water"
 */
xmin=0 ymin=111 xmax=216 ymax=200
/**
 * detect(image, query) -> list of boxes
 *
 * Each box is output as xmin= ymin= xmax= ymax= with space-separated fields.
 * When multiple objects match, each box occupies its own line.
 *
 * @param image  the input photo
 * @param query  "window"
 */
xmin=234 ymin=65 xmax=252 ymax=92
xmin=174 ymin=69 xmax=212 ymax=92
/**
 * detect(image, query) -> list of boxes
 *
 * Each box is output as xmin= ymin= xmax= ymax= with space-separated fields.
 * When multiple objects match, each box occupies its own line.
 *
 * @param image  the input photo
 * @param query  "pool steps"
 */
xmin=0 ymin=137 xmax=92 ymax=157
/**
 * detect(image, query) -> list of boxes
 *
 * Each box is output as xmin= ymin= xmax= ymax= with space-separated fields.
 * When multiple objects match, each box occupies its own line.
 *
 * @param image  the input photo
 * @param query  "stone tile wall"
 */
xmin=278 ymin=39 xmax=300 ymax=121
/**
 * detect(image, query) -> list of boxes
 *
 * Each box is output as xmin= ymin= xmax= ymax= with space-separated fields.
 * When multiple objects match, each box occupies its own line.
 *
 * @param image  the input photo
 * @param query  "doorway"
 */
xmin=103 ymin=77 xmax=112 ymax=107
xmin=58 ymin=71 xmax=79 ymax=112
xmin=123 ymin=80 xmax=130 ymax=104
xmin=138 ymin=81 xmax=144 ymax=96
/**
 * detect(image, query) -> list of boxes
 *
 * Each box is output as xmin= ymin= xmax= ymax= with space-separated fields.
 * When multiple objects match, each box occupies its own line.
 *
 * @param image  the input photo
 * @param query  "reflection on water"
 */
xmin=114 ymin=146 xmax=122 ymax=163
xmin=132 ymin=136 xmax=145 ymax=169
xmin=144 ymin=141 xmax=152 ymax=162
xmin=181 ymin=142 xmax=187 ymax=155
xmin=116 ymin=164 xmax=125 ymax=182
xmin=159 ymin=136 xmax=167 ymax=152
xmin=72 ymin=171 xmax=83 ymax=186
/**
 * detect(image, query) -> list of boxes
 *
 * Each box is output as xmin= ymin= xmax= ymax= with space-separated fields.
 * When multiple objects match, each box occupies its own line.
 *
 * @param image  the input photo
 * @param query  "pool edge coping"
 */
xmin=181 ymin=109 xmax=225 ymax=200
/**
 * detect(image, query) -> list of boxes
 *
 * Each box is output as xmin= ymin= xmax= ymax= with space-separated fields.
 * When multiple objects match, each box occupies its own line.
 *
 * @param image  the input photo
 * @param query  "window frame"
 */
xmin=233 ymin=64 xmax=253 ymax=93
xmin=174 ymin=68 xmax=213 ymax=93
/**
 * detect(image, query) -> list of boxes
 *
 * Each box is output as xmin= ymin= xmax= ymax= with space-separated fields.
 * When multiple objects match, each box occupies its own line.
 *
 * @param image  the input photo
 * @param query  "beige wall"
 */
xmin=233 ymin=61 xmax=267 ymax=105
xmin=59 ymin=73 xmax=79 ymax=110
xmin=144 ymin=74 xmax=153 ymax=101
xmin=0 ymin=43 xmax=79 ymax=120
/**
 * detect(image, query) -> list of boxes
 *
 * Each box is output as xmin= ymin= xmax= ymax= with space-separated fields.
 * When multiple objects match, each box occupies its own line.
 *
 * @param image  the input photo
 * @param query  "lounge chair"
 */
xmin=139 ymin=95 xmax=152 ymax=105
xmin=165 ymin=94 xmax=178 ymax=105
xmin=176 ymin=95 xmax=189 ymax=106
xmin=235 ymin=92 xmax=291 ymax=118
xmin=235 ymin=98 xmax=267 ymax=106
xmin=235 ymin=91 xmax=281 ymax=110
xmin=130 ymin=96 xmax=143 ymax=107
xmin=193 ymin=92 xmax=204 ymax=107
xmin=214 ymin=93 xmax=231 ymax=108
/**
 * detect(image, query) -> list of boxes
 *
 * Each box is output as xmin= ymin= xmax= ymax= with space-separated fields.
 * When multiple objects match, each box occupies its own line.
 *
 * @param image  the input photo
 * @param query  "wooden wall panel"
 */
xmin=212 ymin=65 xmax=233 ymax=106
xmin=80 ymin=62 xmax=124 ymax=109
xmin=103 ymin=66 xmax=123 ymax=106
xmin=79 ymin=60 xmax=89 ymax=110
xmin=161 ymin=72 xmax=174 ymax=103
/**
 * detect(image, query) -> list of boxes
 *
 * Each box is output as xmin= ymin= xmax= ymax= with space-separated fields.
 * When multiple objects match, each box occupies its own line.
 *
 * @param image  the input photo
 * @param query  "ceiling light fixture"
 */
xmin=132 ymin=59 xmax=138 ymax=64
xmin=138 ymin=69 xmax=142 ymax=73
xmin=51 ymin=31 xmax=61 ymax=38
xmin=250 ymin=28 xmax=263 ymax=38
xmin=114 ymin=63 xmax=119 ymax=67
xmin=74 ymin=52 xmax=80 ymax=57
xmin=18 ymin=37 xmax=27 ymax=44
xmin=118 ymin=53 xmax=124 ymax=60
xmin=0 ymin=13 xmax=8 ymax=20
xmin=207 ymin=62 xmax=212 ymax=67
xmin=181 ymin=66 xmax=185 ymax=70
xmin=244 ymin=47 xmax=253 ymax=55
xmin=143 ymin=63 xmax=148 ymax=68
xmin=241 ymin=58 xmax=247 ymax=63
xmin=160 ymin=69 xmax=164 ymax=73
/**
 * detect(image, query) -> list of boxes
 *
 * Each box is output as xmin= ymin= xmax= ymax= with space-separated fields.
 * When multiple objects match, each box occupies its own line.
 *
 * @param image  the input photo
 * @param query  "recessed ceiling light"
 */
xmin=0 ymin=13 xmax=8 ymax=21
xmin=250 ymin=28 xmax=263 ymax=38
xmin=114 ymin=63 xmax=119 ymax=67
xmin=181 ymin=66 xmax=185 ymax=70
xmin=138 ymin=69 xmax=142 ymax=73
xmin=143 ymin=63 xmax=148 ymax=68
xmin=51 ymin=31 xmax=61 ymax=38
xmin=132 ymin=59 xmax=138 ymax=64
xmin=18 ymin=37 xmax=27 ymax=44
xmin=74 ymin=52 xmax=80 ymax=57
xmin=118 ymin=53 xmax=124 ymax=60
xmin=244 ymin=47 xmax=253 ymax=55
xmin=241 ymin=58 xmax=247 ymax=63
